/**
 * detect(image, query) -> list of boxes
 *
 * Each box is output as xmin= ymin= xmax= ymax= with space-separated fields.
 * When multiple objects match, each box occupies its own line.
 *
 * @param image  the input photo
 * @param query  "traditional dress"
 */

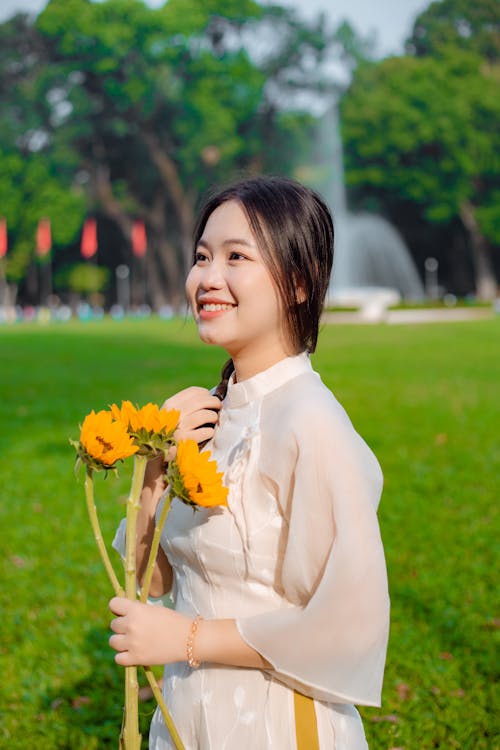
xmin=115 ymin=353 xmax=390 ymax=749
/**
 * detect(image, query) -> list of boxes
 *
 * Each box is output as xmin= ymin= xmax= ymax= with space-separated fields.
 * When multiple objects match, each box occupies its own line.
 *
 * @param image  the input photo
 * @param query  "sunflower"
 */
xmin=168 ymin=439 xmax=228 ymax=509
xmin=77 ymin=409 xmax=139 ymax=470
xmin=110 ymin=401 xmax=179 ymax=455
xmin=134 ymin=403 xmax=179 ymax=436
xmin=110 ymin=400 xmax=138 ymax=430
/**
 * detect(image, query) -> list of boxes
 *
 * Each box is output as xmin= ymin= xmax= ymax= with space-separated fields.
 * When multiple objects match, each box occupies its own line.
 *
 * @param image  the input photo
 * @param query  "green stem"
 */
xmin=139 ymin=481 xmax=186 ymax=748
xmin=84 ymin=469 xmax=124 ymax=597
xmin=142 ymin=667 xmax=185 ymax=750
xmin=121 ymin=666 xmax=141 ymax=750
xmin=139 ymin=491 xmax=172 ymax=603
xmin=122 ymin=454 xmax=148 ymax=750
xmin=125 ymin=454 xmax=147 ymax=598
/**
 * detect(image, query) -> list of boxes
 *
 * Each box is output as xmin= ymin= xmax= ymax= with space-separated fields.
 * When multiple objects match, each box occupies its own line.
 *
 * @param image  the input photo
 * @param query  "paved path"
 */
xmin=322 ymin=307 xmax=496 ymax=325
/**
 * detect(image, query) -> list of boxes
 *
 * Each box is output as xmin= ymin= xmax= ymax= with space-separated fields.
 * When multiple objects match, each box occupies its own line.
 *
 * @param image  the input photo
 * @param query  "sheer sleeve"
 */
xmin=236 ymin=384 xmax=390 ymax=707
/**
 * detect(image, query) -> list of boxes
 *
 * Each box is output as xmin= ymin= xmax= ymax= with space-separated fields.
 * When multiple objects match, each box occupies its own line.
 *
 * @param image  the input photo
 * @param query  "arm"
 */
xmin=135 ymin=454 xmax=171 ymax=596
xmin=134 ymin=386 xmax=222 ymax=598
xmin=110 ymin=387 xmax=388 ymax=696
xmin=111 ymin=381 xmax=270 ymax=669
xmin=109 ymin=600 xmax=271 ymax=669
xmin=234 ymin=397 xmax=390 ymax=705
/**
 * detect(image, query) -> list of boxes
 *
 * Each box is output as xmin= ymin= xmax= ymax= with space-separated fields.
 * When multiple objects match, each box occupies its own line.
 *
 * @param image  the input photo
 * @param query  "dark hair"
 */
xmin=193 ymin=175 xmax=334 ymax=397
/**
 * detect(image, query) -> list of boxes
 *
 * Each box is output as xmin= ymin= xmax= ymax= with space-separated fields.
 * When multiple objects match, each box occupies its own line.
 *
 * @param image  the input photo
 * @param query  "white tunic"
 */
xmin=117 ymin=353 xmax=390 ymax=749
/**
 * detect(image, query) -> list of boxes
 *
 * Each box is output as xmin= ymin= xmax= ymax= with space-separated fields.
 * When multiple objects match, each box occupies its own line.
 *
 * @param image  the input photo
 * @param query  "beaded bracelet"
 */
xmin=186 ymin=615 xmax=202 ymax=669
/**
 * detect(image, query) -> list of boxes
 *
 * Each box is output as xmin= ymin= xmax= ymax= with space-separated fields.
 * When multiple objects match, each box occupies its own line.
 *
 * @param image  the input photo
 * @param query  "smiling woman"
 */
xmin=109 ymin=175 xmax=389 ymax=750
xmin=186 ymin=201 xmax=289 ymax=379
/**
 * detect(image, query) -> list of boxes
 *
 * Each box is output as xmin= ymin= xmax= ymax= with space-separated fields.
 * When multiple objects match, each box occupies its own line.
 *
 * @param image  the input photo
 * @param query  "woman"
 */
xmin=109 ymin=176 xmax=390 ymax=749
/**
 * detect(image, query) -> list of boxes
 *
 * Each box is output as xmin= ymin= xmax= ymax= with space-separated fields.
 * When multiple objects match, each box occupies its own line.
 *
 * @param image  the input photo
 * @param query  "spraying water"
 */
xmin=317 ymin=107 xmax=425 ymax=304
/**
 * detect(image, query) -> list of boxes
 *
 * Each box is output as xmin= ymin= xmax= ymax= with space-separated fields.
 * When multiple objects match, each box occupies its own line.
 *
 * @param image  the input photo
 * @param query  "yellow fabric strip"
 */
xmin=294 ymin=690 xmax=320 ymax=750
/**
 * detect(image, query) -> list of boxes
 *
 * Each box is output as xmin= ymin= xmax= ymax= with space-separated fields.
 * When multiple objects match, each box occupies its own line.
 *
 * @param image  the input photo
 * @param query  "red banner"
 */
xmin=132 ymin=219 xmax=147 ymax=257
xmin=81 ymin=218 xmax=98 ymax=259
xmin=0 ymin=218 xmax=7 ymax=258
xmin=36 ymin=218 xmax=52 ymax=257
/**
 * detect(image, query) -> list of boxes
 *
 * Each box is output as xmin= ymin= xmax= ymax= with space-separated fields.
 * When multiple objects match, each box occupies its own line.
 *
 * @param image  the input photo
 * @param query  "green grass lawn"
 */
xmin=0 ymin=317 xmax=498 ymax=749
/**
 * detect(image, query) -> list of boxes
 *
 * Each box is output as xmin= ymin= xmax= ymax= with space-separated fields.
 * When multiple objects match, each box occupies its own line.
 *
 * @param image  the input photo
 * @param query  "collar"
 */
xmin=225 ymin=351 xmax=312 ymax=408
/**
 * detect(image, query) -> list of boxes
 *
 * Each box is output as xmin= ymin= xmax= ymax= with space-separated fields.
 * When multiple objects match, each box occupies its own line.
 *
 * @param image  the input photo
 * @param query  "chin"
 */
xmin=197 ymin=326 xmax=224 ymax=347
xmin=197 ymin=327 xmax=237 ymax=356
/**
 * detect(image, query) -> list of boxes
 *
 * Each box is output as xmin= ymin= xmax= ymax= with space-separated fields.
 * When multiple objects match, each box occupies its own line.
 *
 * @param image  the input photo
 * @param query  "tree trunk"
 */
xmin=143 ymin=248 xmax=167 ymax=310
xmin=142 ymin=130 xmax=195 ymax=274
xmin=93 ymin=164 xmax=134 ymax=239
xmin=459 ymin=200 xmax=498 ymax=301
xmin=7 ymin=282 xmax=18 ymax=307
xmin=0 ymin=260 xmax=7 ymax=306
xmin=91 ymin=161 xmax=187 ymax=309
xmin=148 ymin=189 xmax=184 ymax=309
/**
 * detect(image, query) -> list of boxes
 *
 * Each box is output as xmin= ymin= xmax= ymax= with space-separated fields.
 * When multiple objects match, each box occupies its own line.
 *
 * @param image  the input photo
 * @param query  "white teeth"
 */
xmin=201 ymin=303 xmax=233 ymax=311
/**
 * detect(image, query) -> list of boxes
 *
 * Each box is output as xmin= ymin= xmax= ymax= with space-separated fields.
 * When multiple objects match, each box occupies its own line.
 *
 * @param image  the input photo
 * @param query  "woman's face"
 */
xmin=186 ymin=200 xmax=293 ymax=377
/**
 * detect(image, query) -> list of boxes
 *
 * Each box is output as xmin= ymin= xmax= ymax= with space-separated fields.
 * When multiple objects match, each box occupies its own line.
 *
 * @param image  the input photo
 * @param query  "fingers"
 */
xmin=108 ymin=607 xmax=134 ymax=660
xmin=115 ymin=650 xmax=134 ymax=667
xmin=109 ymin=635 xmax=136 ymax=666
xmin=162 ymin=387 xmax=222 ymax=417
xmin=192 ymin=426 xmax=217 ymax=444
xmin=109 ymin=596 xmax=130 ymax=615
xmin=110 ymin=616 xmax=126 ymax=634
xmin=180 ymin=408 xmax=220 ymax=432
xmin=160 ymin=387 xmax=222 ymax=445
xmin=108 ymin=601 xmax=188 ymax=666
xmin=109 ymin=633 xmax=127 ymax=652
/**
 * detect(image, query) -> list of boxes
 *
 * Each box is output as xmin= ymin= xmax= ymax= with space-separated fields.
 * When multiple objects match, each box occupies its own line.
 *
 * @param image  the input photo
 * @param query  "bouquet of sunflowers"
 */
xmin=72 ymin=401 xmax=227 ymax=750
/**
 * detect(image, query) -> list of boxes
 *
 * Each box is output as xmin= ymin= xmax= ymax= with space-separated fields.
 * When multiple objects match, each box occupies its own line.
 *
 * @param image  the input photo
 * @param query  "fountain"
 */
xmin=317 ymin=107 xmax=424 ymax=316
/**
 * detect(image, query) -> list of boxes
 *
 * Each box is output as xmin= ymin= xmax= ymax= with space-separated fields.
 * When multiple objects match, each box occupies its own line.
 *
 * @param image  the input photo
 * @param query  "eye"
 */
xmin=194 ymin=250 xmax=209 ymax=264
xmin=229 ymin=251 xmax=246 ymax=261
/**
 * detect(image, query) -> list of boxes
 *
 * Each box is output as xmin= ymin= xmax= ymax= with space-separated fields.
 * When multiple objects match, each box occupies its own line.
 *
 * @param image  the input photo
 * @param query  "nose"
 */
xmin=199 ymin=257 xmax=225 ymax=290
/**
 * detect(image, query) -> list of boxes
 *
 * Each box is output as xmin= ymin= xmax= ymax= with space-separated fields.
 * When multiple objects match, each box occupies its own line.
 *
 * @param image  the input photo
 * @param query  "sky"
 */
xmin=0 ymin=0 xmax=432 ymax=58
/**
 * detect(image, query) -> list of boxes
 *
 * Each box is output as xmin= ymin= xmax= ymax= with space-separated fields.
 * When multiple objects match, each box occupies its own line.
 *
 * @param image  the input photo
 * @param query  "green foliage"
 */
xmin=333 ymin=19 xmax=377 ymax=67
xmin=0 ymin=317 xmax=498 ymax=748
xmin=341 ymin=51 xmax=500 ymax=240
xmin=0 ymin=0 xmax=341 ymax=301
xmin=406 ymin=0 xmax=500 ymax=61
xmin=0 ymin=9 xmax=86 ymax=286
xmin=338 ymin=0 xmax=500 ymax=298
xmin=54 ymin=263 xmax=110 ymax=294
xmin=0 ymin=150 xmax=86 ymax=283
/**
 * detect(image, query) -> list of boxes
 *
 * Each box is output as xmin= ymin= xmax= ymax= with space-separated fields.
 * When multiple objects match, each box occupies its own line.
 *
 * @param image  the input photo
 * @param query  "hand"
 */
xmin=162 ymin=386 xmax=221 ymax=445
xmin=109 ymin=597 xmax=191 ymax=667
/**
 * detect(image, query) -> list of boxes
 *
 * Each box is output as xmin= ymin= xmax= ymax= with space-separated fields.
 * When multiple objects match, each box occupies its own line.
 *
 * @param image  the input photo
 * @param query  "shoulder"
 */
xmin=266 ymin=368 xmax=353 ymax=437
xmin=262 ymin=367 xmax=383 ymax=488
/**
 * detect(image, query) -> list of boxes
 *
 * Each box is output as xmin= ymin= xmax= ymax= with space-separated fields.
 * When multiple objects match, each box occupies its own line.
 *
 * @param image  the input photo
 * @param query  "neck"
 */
xmin=232 ymin=347 xmax=296 ymax=383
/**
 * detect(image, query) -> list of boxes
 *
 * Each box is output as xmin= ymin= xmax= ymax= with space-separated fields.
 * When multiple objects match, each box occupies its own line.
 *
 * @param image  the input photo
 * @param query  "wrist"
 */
xmin=186 ymin=616 xmax=203 ymax=668
xmin=189 ymin=618 xmax=227 ymax=666
xmin=190 ymin=618 xmax=272 ymax=670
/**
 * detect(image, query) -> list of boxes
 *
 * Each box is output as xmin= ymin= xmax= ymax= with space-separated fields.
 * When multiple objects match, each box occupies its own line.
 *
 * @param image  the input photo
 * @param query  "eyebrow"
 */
xmin=197 ymin=238 xmax=255 ymax=249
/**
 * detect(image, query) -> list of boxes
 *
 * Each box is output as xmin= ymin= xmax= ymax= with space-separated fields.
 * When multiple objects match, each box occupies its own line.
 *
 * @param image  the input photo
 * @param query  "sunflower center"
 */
xmin=96 ymin=435 xmax=114 ymax=453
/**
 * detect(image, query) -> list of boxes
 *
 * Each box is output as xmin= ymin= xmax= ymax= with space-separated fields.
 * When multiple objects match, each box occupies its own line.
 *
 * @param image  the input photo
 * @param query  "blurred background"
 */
xmin=1 ymin=3 xmax=498 ymax=749
xmin=0 ymin=0 xmax=498 ymax=321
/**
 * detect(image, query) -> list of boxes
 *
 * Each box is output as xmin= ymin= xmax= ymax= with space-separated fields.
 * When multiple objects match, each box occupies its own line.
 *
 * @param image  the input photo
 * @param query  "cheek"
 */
xmin=185 ymin=268 xmax=198 ymax=310
xmin=255 ymin=275 xmax=283 ymax=321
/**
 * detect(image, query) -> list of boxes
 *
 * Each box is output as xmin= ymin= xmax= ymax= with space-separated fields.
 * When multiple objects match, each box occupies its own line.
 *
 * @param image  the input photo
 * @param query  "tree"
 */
xmin=340 ymin=3 xmax=500 ymax=299
xmin=0 ymin=0 xmax=343 ymax=308
xmin=0 ymin=12 xmax=85 ymax=304
xmin=406 ymin=0 xmax=500 ymax=62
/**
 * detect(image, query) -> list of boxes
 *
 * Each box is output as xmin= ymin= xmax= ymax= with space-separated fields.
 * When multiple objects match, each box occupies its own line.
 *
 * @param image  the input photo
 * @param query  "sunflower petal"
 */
xmin=170 ymin=439 xmax=228 ymax=509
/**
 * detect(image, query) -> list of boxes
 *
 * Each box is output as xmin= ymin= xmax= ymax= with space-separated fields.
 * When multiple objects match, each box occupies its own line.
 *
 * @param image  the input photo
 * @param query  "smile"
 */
xmin=199 ymin=303 xmax=234 ymax=312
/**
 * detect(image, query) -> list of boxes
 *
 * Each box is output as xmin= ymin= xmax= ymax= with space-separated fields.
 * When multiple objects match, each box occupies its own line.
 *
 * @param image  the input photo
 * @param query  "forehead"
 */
xmin=200 ymin=200 xmax=255 ymax=244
